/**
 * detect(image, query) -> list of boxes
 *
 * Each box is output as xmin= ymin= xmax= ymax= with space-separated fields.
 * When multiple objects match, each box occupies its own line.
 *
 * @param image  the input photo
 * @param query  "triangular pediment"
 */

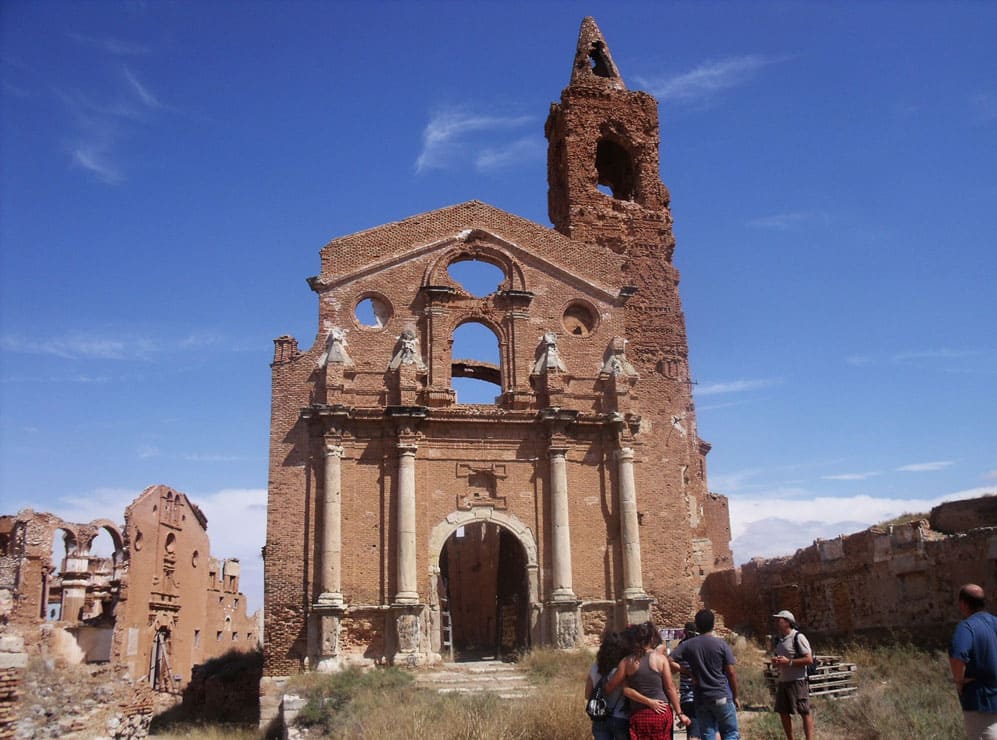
xmin=313 ymin=201 xmax=627 ymax=303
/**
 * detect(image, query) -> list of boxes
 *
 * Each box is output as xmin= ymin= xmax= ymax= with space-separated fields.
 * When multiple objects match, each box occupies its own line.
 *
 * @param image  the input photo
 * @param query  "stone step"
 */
xmin=413 ymin=660 xmax=534 ymax=699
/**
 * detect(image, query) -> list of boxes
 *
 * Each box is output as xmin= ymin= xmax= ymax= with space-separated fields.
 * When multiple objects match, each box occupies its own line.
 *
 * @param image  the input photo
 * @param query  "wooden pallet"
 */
xmin=765 ymin=656 xmax=858 ymax=699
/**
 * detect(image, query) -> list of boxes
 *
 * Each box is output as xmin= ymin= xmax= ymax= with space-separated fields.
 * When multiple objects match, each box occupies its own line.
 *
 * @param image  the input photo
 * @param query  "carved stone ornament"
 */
xmin=388 ymin=329 xmax=426 ymax=371
xmin=531 ymin=331 xmax=567 ymax=375
xmin=396 ymin=613 xmax=420 ymax=651
xmin=317 ymin=326 xmax=353 ymax=368
xmin=600 ymin=336 xmax=637 ymax=377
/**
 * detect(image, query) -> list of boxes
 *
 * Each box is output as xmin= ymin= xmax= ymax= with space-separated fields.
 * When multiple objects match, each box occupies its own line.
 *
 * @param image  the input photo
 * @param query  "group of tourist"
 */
xmin=584 ymin=608 xmax=813 ymax=740
xmin=585 ymin=582 xmax=997 ymax=740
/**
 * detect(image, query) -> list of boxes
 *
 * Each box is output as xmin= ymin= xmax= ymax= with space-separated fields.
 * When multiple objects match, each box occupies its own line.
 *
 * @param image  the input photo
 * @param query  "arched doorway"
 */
xmin=432 ymin=513 xmax=535 ymax=661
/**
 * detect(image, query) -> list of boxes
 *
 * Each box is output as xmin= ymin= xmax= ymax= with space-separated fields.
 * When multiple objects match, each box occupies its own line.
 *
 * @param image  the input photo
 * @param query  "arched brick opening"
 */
xmin=428 ymin=510 xmax=538 ymax=660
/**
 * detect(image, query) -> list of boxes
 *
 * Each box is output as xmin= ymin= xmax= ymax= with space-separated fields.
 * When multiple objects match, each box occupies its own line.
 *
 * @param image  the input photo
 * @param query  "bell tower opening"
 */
xmin=439 ymin=522 xmax=529 ymax=660
xmin=596 ymin=138 xmax=635 ymax=200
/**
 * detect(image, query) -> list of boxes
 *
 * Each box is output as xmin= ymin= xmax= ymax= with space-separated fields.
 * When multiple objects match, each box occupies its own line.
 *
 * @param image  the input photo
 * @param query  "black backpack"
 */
xmin=793 ymin=630 xmax=819 ymax=677
xmin=586 ymin=674 xmax=612 ymax=720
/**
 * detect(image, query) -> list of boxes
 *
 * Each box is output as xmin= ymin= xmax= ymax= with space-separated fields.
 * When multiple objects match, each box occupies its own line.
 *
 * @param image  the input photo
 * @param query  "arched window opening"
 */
xmin=451 ymin=322 xmax=501 ymax=404
xmin=448 ymin=258 xmax=506 ymax=298
xmin=595 ymin=138 xmax=635 ymax=200
xmin=89 ymin=529 xmax=115 ymax=559
xmin=589 ymin=42 xmax=613 ymax=78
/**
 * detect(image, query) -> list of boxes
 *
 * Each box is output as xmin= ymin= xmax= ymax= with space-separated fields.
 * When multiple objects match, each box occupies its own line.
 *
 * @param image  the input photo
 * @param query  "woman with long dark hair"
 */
xmin=619 ymin=622 xmax=689 ymax=739
xmin=585 ymin=630 xmax=630 ymax=739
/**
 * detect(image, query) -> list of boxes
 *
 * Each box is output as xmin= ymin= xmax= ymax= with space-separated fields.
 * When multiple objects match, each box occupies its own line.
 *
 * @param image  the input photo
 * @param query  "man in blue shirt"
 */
xmin=670 ymin=609 xmax=740 ymax=740
xmin=949 ymin=583 xmax=997 ymax=739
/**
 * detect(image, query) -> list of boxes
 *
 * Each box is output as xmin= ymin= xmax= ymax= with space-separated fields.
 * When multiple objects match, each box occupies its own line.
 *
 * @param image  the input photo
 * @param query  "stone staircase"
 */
xmin=413 ymin=660 xmax=533 ymax=699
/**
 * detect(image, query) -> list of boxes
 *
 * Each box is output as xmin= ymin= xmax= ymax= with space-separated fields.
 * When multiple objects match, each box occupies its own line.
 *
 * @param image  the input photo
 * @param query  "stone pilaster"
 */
xmin=318 ymin=440 xmax=344 ymax=607
xmin=395 ymin=441 xmax=419 ymax=604
xmin=617 ymin=447 xmax=645 ymax=599
xmin=548 ymin=445 xmax=575 ymax=601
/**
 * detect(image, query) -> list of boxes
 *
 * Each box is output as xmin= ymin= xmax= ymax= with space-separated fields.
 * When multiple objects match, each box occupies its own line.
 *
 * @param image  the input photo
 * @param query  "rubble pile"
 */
xmin=14 ymin=659 xmax=153 ymax=739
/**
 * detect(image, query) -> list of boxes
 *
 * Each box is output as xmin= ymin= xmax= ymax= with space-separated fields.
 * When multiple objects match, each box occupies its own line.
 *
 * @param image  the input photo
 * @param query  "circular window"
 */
xmin=354 ymin=295 xmax=392 ymax=329
xmin=562 ymin=302 xmax=598 ymax=336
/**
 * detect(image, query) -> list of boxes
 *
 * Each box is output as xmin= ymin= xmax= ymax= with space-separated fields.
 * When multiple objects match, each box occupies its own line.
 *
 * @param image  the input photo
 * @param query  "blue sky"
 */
xmin=2 ymin=2 xmax=995 ymax=613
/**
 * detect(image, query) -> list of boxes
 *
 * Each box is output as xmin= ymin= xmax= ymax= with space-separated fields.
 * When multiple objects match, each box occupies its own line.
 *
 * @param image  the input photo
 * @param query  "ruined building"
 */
xmin=263 ymin=17 xmax=732 ymax=701
xmin=0 ymin=485 xmax=258 ymax=692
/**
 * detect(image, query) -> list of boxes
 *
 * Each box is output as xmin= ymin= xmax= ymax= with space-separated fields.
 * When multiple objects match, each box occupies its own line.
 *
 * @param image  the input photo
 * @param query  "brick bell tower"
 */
xmin=546 ymin=18 xmax=730 ymax=618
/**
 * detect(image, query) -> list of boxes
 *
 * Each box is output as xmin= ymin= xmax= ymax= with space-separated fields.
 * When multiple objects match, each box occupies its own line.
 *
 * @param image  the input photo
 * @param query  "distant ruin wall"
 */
xmin=930 ymin=496 xmax=997 ymax=535
xmin=705 ymin=505 xmax=997 ymax=643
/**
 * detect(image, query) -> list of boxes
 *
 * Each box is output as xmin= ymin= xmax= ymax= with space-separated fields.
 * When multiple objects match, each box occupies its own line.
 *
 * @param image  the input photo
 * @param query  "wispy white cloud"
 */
xmin=475 ymin=136 xmax=544 ymax=172
xmin=57 ymin=58 xmax=168 ymax=184
xmin=696 ymin=378 xmax=783 ymax=396
xmin=821 ymin=471 xmax=881 ymax=481
xmin=746 ymin=211 xmax=830 ymax=231
xmin=1 ymin=330 xmax=247 ymax=360
xmin=68 ymin=32 xmax=150 ymax=56
xmin=1 ymin=333 xmax=136 ymax=359
xmin=137 ymin=445 xmax=160 ymax=459
xmin=70 ymin=141 xmax=125 ymax=184
xmin=846 ymin=348 xmax=996 ymax=373
xmin=415 ymin=107 xmax=533 ymax=173
xmin=897 ymin=460 xmax=954 ymax=473
xmin=636 ymin=54 xmax=789 ymax=105
xmin=122 ymin=68 xmax=162 ymax=109
xmin=984 ymin=470 xmax=997 ymax=481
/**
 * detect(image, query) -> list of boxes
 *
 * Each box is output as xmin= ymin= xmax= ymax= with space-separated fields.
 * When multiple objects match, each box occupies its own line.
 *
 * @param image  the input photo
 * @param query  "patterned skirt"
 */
xmin=628 ymin=705 xmax=673 ymax=740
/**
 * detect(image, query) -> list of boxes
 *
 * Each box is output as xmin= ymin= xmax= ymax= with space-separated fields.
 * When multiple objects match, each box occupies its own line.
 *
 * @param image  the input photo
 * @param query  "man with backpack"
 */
xmin=772 ymin=609 xmax=815 ymax=740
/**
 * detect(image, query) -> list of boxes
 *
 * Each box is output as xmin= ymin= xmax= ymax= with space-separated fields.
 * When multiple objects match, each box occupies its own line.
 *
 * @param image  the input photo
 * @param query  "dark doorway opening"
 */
xmin=439 ymin=522 xmax=529 ymax=661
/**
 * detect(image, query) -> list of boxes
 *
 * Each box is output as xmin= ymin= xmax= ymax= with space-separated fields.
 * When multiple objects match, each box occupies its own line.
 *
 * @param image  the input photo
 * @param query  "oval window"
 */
xmin=562 ymin=302 xmax=597 ymax=336
xmin=355 ymin=295 xmax=392 ymax=329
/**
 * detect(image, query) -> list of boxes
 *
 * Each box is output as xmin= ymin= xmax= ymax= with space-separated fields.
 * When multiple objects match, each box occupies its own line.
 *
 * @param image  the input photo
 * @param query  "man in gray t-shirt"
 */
xmin=670 ymin=609 xmax=740 ymax=740
xmin=771 ymin=610 xmax=814 ymax=740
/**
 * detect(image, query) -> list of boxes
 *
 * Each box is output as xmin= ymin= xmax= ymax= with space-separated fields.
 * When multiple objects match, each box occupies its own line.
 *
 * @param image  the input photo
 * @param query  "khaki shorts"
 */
xmin=774 ymin=679 xmax=811 ymax=715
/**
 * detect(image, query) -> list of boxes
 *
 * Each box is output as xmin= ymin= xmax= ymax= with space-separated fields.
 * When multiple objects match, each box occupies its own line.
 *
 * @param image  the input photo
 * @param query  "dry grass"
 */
xmin=151 ymin=641 xmax=966 ymax=739
xmin=733 ymin=640 xmax=964 ymax=739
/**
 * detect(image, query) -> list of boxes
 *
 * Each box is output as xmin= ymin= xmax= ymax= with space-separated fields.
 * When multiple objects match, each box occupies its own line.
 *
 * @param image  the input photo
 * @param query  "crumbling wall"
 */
xmin=710 ymin=512 xmax=997 ymax=642
xmin=930 ymin=495 xmax=997 ymax=534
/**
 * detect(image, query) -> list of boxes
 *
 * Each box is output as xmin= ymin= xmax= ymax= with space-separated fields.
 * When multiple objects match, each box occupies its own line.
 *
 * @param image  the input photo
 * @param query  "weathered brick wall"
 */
xmin=707 ymin=515 xmax=997 ymax=642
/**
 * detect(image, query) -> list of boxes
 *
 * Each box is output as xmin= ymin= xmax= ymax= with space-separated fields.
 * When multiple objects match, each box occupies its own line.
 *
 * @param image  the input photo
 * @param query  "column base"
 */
xmin=623 ymin=594 xmax=655 ymax=625
xmin=316 ymin=592 xmax=345 ymax=608
xmin=389 ymin=603 xmax=428 ymax=666
xmin=392 ymin=591 xmax=420 ymax=605
xmin=547 ymin=599 xmax=581 ymax=649
xmin=550 ymin=588 xmax=577 ymax=603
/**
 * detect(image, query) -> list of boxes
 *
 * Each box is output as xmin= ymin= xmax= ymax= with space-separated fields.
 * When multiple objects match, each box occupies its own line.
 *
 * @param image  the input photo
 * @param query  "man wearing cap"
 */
xmin=949 ymin=583 xmax=997 ymax=739
xmin=772 ymin=609 xmax=814 ymax=740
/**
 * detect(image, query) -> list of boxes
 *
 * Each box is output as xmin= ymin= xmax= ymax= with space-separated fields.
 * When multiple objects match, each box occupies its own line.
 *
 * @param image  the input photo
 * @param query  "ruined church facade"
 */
xmin=263 ymin=18 xmax=732 ymax=684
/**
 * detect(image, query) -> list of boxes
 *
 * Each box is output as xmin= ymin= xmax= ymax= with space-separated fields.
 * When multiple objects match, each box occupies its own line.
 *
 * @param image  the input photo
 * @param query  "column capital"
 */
xmin=616 ymin=446 xmax=635 ymax=461
xmin=548 ymin=445 xmax=569 ymax=459
xmin=324 ymin=441 xmax=344 ymax=458
xmin=397 ymin=441 xmax=419 ymax=456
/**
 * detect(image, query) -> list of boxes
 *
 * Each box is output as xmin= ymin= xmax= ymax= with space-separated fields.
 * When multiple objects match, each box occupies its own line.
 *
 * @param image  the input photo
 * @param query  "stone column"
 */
xmin=617 ymin=447 xmax=645 ymax=598
xmin=395 ymin=441 xmax=419 ymax=604
xmin=549 ymin=445 xmax=575 ymax=601
xmin=318 ymin=441 xmax=344 ymax=607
